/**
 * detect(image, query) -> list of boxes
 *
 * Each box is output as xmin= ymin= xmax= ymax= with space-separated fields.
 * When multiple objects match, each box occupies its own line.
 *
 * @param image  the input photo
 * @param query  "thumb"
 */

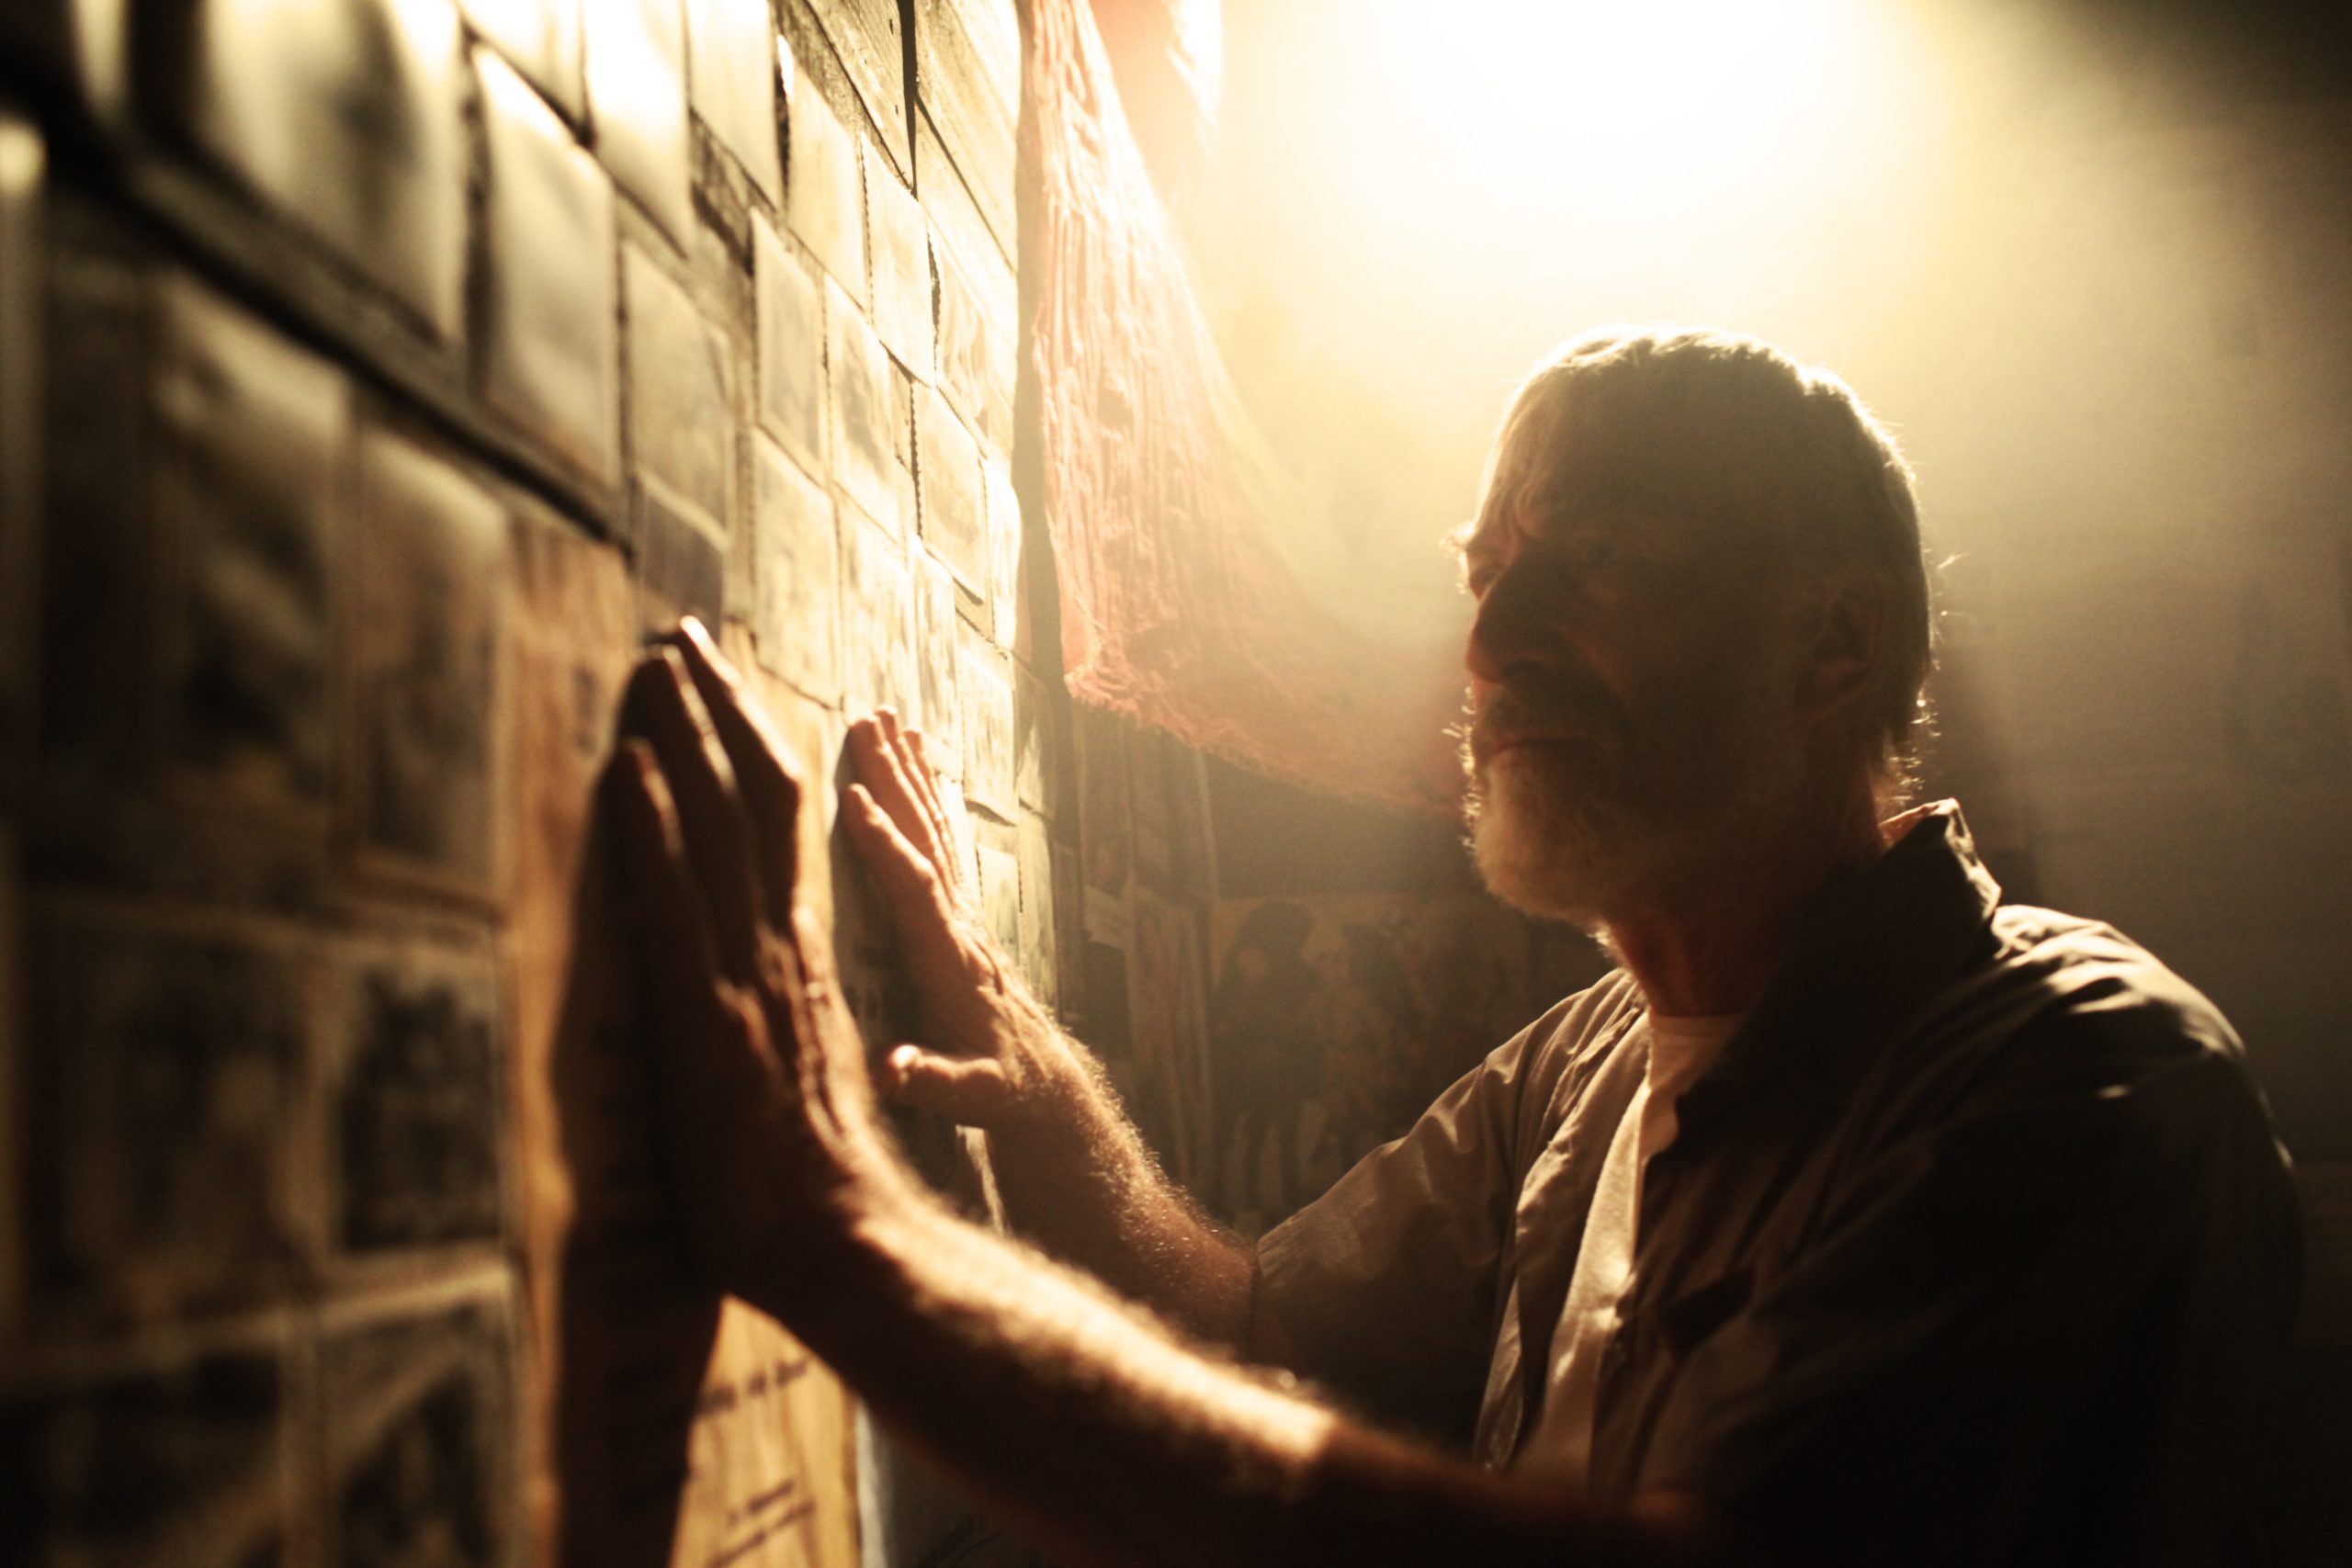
xmin=880 ymin=1043 xmax=1008 ymax=1124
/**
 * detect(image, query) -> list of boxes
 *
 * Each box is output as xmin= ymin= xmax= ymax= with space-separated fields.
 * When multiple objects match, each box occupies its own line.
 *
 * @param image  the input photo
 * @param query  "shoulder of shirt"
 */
xmin=1980 ymin=902 xmax=2241 ymax=1061
xmin=1894 ymin=903 xmax=2289 ymax=1173
xmin=1495 ymin=968 xmax=1646 ymax=1094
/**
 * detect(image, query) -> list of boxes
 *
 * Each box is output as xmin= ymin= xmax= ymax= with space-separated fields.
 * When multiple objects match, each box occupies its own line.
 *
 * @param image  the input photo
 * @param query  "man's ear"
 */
xmin=1794 ymin=572 xmax=1884 ymax=719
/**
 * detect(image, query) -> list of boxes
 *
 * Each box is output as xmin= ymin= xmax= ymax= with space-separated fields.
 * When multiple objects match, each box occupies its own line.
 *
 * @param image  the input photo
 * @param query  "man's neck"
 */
xmin=1602 ymin=791 xmax=1887 ymax=1018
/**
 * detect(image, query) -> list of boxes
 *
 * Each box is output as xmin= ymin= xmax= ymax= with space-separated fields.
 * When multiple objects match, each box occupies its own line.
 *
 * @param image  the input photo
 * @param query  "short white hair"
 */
xmin=1475 ymin=325 xmax=1933 ymax=801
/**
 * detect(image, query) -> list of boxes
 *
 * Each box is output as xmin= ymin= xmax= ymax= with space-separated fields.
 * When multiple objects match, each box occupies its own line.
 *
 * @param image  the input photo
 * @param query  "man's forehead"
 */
xmin=1458 ymin=493 xmax=1698 ymax=557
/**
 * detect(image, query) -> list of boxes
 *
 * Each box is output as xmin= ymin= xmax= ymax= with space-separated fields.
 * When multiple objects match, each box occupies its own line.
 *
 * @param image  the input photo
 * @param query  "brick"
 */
xmin=783 ymin=51 xmax=866 ymax=303
xmin=959 ymin=616 xmax=1014 ymax=816
xmin=176 ymin=0 xmax=467 ymax=340
xmin=463 ymin=0 xmax=584 ymax=121
xmin=827 ymin=278 xmax=899 ymax=536
xmin=477 ymin=45 xmax=618 ymax=487
xmin=351 ymin=426 xmax=507 ymax=898
xmin=914 ymin=547 xmax=963 ymax=770
xmin=153 ymin=274 xmax=347 ymax=812
xmin=584 ymin=0 xmax=692 ymax=244
xmin=839 ymin=507 xmax=915 ymax=717
xmin=685 ymin=0 xmax=781 ymax=203
xmin=918 ymin=385 xmax=987 ymax=597
xmin=19 ymin=909 xmax=312 ymax=1316
xmin=333 ymin=940 xmax=504 ymax=1252
xmin=808 ymin=0 xmax=910 ymax=179
xmin=753 ymin=218 xmax=825 ymax=476
xmin=625 ymin=245 xmax=733 ymax=529
xmin=752 ymin=432 xmax=841 ymax=705
xmin=865 ymin=146 xmax=935 ymax=378
xmin=914 ymin=0 xmax=1017 ymax=261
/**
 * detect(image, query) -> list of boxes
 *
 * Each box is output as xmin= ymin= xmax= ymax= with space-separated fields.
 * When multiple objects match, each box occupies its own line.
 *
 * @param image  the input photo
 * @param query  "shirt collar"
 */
xmin=1672 ymin=799 xmax=2003 ymax=1138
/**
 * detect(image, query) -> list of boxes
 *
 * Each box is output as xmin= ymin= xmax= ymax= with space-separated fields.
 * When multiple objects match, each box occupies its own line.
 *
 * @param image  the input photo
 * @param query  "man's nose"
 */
xmin=1465 ymin=562 xmax=1557 ymax=687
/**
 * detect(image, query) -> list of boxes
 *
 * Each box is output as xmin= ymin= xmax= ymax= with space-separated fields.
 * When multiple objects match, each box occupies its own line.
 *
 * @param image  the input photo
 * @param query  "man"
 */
xmin=605 ymin=329 xmax=2300 ymax=1565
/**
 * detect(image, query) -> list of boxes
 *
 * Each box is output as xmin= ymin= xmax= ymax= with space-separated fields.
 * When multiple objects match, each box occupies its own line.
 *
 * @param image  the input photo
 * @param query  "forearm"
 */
xmin=982 ymin=1033 xmax=1257 ymax=1350
xmin=763 ymin=1171 xmax=1716 ymax=1568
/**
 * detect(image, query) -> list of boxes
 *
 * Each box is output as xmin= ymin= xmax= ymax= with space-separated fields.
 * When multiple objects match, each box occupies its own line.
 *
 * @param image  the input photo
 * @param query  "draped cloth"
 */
xmin=1021 ymin=0 xmax=1464 ymax=812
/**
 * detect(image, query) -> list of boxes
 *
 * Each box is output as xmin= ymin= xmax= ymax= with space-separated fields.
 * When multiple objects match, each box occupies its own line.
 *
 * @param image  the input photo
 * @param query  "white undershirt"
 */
xmin=1522 ymin=1010 xmax=1747 ymax=1480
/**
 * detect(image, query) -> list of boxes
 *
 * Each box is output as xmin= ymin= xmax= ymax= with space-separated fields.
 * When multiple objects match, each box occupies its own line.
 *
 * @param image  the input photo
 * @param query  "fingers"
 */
xmin=879 ymin=1043 xmax=1007 ymax=1122
xmin=617 ymin=649 xmax=763 ymax=981
xmin=662 ymin=617 xmax=804 ymax=931
xmin=842 ymin=783 xmax=969 ymax=975
xmin=889 ymin=716 xmax=962 ymax=882
xmin=847 ymin=711 xmax=961 ymax=897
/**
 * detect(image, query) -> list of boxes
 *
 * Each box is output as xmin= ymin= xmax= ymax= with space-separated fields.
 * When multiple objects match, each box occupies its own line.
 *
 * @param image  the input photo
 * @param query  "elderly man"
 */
xmin=606 ymin=329 xmax=2299 ymax=1565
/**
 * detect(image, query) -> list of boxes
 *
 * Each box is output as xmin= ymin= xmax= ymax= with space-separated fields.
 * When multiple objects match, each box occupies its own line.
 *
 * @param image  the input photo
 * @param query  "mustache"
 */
xmin=1463 ymin=677 xmax=1624 ymax=764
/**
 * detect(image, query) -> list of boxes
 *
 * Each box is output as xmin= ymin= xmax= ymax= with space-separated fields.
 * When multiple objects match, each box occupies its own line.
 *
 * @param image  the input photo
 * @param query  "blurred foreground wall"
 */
xmin=0 ymin=3 xmax=1144 ymax=1564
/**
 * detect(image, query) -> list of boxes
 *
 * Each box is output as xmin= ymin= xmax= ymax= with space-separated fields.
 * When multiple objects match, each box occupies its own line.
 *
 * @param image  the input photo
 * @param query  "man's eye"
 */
xmin=1575 ymin=536 xmax=1620 ymax=571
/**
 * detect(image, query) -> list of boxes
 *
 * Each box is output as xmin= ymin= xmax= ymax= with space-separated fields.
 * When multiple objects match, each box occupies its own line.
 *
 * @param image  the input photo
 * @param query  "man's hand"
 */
xmin=604 ymin=618 xmax=907 ymax=1313
xmin=842 ymin=710 xmax=1095 ymax=1139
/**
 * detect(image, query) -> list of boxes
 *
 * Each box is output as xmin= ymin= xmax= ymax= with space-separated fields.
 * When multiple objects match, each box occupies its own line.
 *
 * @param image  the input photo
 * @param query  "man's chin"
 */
xmin=1466 ymin=773 xmax=1626 ymax=929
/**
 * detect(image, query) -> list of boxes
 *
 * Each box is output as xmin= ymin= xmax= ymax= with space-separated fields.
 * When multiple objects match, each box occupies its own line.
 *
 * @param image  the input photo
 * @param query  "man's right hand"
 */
xmin=842 ymin=710 xmax=1096 ymax=1145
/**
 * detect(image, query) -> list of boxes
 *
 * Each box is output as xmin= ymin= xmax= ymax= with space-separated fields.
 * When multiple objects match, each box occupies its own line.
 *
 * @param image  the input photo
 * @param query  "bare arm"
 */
xmin=607 ymin=625 xmax=1732 ymax=1568
xmin=843 ymin=711 xmax=1260 ymax=1349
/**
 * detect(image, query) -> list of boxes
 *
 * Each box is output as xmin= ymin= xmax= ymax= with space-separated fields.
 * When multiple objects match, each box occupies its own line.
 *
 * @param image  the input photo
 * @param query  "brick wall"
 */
xmin=0 ymin=3 xmax=1117 ymax=1565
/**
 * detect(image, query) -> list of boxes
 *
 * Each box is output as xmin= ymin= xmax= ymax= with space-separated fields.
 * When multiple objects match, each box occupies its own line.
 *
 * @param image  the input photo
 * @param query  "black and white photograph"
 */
xmin=20 ymin=910 xmax=311 ymax=1318
xmin=322 ymin=1278 xmax=515 ymax=1568
xmin=956 ymin=618 xmax=1014 ymax=818
xmin=333 ymin=942 xmax=503 ymax=1255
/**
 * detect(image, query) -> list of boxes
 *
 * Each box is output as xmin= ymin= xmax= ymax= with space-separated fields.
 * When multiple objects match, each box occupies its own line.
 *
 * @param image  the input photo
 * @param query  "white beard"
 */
xmin=1465 ymin=744 xmax=1646 ymax=928
xmin=1463 ymin=671 xmax=1808 ymax=928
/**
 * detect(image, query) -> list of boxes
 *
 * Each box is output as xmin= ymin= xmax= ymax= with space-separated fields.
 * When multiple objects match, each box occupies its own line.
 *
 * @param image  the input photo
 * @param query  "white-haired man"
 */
xmin=606 ymin=328 xmax=2299 ymax=1565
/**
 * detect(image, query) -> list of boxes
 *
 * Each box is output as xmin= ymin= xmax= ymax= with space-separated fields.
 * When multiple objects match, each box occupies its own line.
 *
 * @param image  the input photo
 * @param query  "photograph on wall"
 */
xmin=917 ymin=387 xmax=988 ymax=597
xmin=624 ymin=246 xmax=732 ymax=531
xmin=957 ymin=619 xmax=1014 ymax=818
xmin=1014 ymin=666 xmax=1068 ymax=818
xmin=827 ymin=276 xmax=899 ymax=535
xmin=19 ymin=909 xmax=311 ymax=1319
xmin=752 ymin=432 xmax=842 ymax=705
xmin=1015 ymin=811 xmax=1058 ymax=1010
xmin=352 ymin=426 xmax=505 ymax=897
xmin=334 ymin=942 xmax=503 ymax=1254
xmin=753 ymin=219 xmax=827 ymax=479
xmin=322 ymin=1276 xmax=515 ymax=1568
xmin=838 ymin=507 xmax=916 ymax=719
xmin=913 ymin=548 xmax=963 ymax=770
xmin=155 ymin=274 xmax=347 ymax=815
xmin=1207 ymin=894 xmax=1541 ymax=1229
xmin=0 ymin=1325 xmax=289 ymax=1566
